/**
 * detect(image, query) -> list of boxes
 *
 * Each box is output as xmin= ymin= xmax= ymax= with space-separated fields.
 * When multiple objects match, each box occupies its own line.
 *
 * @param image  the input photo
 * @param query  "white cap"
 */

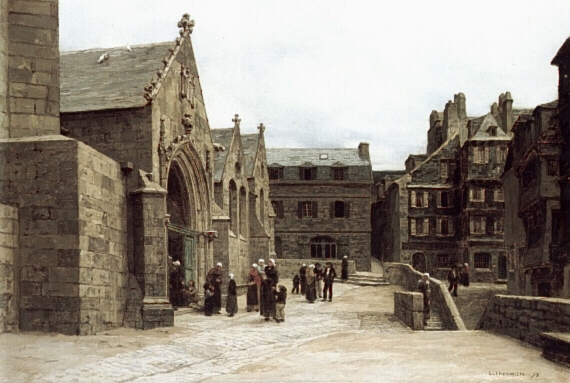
xmin=259 ymin=259 xmax=265 ymax=264
xmin=173 ymin=261 xmax=181 ymax=266
xmin=229 ymin=273 xmax=234 ymax=279
xmin=423 ymin=273 xmax=430 ymax=278
xmin=216 ymin=262 xmax=222 ymax=267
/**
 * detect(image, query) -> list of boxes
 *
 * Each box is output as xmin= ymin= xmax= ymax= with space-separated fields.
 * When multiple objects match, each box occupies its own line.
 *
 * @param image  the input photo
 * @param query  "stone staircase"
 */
xmin=424 ymin=309 xmax=443 ymax=331
xmin=346 ymin=272 xmax=390 ymax=287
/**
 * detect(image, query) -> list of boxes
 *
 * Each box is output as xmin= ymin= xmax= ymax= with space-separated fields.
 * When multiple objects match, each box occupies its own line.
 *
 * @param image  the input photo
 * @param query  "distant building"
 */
xmin=372 ymin=93 xmax=521 ymax=281
xmin=267 ymin=144 xmax=373 ymax=271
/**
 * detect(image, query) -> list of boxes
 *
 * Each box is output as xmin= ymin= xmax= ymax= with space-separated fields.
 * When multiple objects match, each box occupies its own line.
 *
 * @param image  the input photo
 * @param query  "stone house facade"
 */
xmin=211 ymin=118 xmax=274 ymax=289
xmin=372 ymin=93 xmax=519 ymax=282
xmin=267 ymin=144 xmax=373 ymax=271
xmin=0 ymin=6 xmax=266 ymax=334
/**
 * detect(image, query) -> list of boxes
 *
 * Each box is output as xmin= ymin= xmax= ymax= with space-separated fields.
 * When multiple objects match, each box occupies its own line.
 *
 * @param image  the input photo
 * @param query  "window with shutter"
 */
xmin=436 ymin=218 xmax=442 ymax=235
xmin=410 ymin=191 xmax=417 ymax=207
xmin=484 ymin=147 xmax=489 ymax=163
xmin=423 ymin=192 xmax=429 ymax=208
xmin=410 ymin=219 xmax=416 ymax=236
xmin=423 ymin=218 xmax=430 ymax=236
xmin=312 ymin=202 xmax=318 ymax=218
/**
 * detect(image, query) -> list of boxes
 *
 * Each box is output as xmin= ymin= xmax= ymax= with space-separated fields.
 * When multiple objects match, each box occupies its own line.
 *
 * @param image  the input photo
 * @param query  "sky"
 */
xmin=59 ymin=0 xmax=570 ymax=170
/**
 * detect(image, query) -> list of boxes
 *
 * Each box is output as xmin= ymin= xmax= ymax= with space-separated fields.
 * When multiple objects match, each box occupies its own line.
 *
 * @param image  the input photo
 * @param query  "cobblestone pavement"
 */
xmin=2 ymin=283 xmax=569 ymax=383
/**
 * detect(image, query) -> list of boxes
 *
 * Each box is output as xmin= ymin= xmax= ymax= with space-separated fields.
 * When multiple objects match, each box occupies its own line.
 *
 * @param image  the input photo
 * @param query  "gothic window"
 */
xmin=469 ymin=187 xmax=485 ymax=203
xmin=310 ymin=236 xmax=337 ymax=259
xmin=275 ymin=237 xmax=282 ymax=256
xmin=474 ymin=253 xmax=491 ymax=269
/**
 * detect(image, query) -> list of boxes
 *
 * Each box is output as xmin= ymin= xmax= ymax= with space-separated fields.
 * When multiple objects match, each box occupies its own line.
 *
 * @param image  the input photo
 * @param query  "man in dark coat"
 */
xmin=299 ymin=264 xmax=307 ymax=295
xmin=206 ymin=262 xmax=223 ymax=314
xmin=447 ymin=265 xmax=458 ymax=297
xmin=322 ymin=262 xmax=337 ymax=302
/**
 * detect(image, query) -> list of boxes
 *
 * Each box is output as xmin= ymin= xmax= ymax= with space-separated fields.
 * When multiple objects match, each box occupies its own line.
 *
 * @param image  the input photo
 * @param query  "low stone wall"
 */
xmin=274 ymin=259 xmax=356 ymax=280
xmin=394 ymin=291 xmax=424 ymax=330
xmin=477 ymin=295 xmax=570 ymax=347
xmin=384 ymin=262 xmax=466 ymax=330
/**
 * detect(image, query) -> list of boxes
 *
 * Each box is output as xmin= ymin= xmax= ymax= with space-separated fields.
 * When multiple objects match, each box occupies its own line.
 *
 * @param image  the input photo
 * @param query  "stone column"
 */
xmin=131 ymin=171 xmax=173 ymax=329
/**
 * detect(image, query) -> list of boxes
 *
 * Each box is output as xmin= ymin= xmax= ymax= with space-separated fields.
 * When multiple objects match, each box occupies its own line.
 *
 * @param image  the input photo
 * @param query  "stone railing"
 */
xmin=477 ymin=294 xmax=570 ymax=347
xmin=394 ymin=292 xmax=424 ymax=330
xmin=384 ymin=262 xmax=466 ymax=331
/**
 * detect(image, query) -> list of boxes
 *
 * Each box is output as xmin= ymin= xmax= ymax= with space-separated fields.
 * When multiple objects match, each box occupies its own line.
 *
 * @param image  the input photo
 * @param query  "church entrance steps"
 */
xmin=346 ymin=272 xmax=389 ymax=286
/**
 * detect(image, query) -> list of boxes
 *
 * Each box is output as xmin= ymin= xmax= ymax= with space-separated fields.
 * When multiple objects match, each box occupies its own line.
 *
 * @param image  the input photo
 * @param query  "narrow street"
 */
xmin=1 ymin=283 xmax=568 ymax=383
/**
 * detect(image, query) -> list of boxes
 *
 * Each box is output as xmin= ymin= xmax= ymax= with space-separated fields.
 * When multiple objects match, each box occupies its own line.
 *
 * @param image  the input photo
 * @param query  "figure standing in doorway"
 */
xmin=206 ymin=262 xmax=223 ymax=314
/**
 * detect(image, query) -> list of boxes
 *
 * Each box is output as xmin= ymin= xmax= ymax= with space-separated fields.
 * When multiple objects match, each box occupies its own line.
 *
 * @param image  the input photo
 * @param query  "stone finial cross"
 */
xmin=258 ymin=123 xmax=265 ymax=134
xmin=232 ymin=114 xmax=241 ymax=129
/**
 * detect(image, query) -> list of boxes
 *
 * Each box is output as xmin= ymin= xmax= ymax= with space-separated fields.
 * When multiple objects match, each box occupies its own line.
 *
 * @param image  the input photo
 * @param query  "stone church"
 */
xmin=0 ymin=2 xmax=273 ymax=334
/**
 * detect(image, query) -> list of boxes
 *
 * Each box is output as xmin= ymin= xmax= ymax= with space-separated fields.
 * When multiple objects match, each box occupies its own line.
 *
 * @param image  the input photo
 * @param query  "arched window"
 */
xmin=310 ymin=236 xmax=337 ymax=259
xmin=229 ymin=180 xmax=237 ymax=234
xmin=275 ymin=236 xmax=282 ymax=257
xmin=259 ymin=189 xmax=265 ymax=227
xmin=239 ymin=187 xmax=247 ymax=237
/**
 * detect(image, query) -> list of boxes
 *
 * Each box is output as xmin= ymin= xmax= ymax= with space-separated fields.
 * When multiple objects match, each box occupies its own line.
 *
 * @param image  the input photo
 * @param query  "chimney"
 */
xmin=500 ymin=91 xmax=513 ymax=133
xmin=358 ymin=142 xmax=369 ymax=157
xmin=454 ymin=93 xmax=467 ymax=122
xmin=443 ymin=100 xmax=459 ymax=139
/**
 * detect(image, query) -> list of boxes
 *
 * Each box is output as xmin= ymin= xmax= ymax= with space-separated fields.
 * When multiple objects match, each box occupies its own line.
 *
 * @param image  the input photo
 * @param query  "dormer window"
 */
xmin=333 ymin=167 xmax=347 ymax=181
xmin=300 ymin=167 xmax=317 ymax=180
xmin=269 ymin=167 xmax=283 ymax=180
xmin=489 ymin=126 xmax=498 ymax=137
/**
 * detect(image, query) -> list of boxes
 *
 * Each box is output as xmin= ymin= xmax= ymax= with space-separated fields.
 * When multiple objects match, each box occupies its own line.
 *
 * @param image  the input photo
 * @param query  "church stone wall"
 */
xmin=0 ymin=203 xmax=19 ymax=332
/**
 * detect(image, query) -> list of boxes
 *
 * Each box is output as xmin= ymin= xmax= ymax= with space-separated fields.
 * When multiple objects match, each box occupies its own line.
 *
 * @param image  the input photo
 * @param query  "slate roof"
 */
xmin=60 ymin=42 xmax=175 ymax=113
xmin=470 ymin=113 xmax=511 ymax=141
xmin=211 ymin=128 xmax=234 ymax=182
xmin=241 ymin=133 xmax=260 ymax=177
xmin=373 ymin=170 xmax=406 ymax=184
xmin=266 ymin=148 xmax=370 ymax=167
xmin=552 ymin=37 xmax=570 ymax=66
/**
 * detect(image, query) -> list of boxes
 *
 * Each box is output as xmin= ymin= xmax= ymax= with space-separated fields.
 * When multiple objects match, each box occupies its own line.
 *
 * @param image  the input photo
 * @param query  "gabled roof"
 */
xmin=470 ymin=113 xmax=511 ymax=141
xmin=266 ymin=148 xmax=370 ymax=167
xmin=60 ymin=42 xmax=176 ymax=113
xmin=241 ymin=133 xmax=260 ymax=177
xmin=211 ymin=128 xmax=234 ymax=182
xmin=552 ymin=37 xmax=570 ymax=67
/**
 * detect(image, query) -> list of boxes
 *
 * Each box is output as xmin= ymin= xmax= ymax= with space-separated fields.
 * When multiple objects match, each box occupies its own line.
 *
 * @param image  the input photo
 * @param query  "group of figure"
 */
xmin=168 ymin=257 xmax=199 ymax=310
xmin=292 ymin=256 xmax=349 ymax=303
xmin=246 ymin=259 xmax=288 ymax=322
xmin=447 ymin=263 xmax=470 ymax=297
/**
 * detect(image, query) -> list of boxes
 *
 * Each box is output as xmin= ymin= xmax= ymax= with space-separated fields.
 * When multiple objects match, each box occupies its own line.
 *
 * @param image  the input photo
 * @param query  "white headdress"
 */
xmin=216 ymin=262 xmax=222 ymax=267
xmin=229 ymin=273 xmax=234 ymax=279
xmin=259 ymin=259 xmax=265 ymax=264
xmin=269 ymin=258 xmax=276 ymax=266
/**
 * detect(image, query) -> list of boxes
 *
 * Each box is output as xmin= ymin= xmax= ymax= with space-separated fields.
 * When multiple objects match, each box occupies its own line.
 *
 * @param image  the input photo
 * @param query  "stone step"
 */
xmin=424 ymin=312 xmax=443 ymax=331
xmin=345 ymin=280 xmax=390 ymax=287
xmin=348 ymin=274 xmax=386 ymax=282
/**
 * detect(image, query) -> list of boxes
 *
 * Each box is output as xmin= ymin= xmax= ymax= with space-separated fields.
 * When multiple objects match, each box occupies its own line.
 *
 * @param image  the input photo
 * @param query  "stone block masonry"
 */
xmin=478 ymin=294 xmax=570 ymax=347
xmin=4 ymin=0 xmax=60 ymax=138
xmin=0 ymin=203 xmax=19 ymax=332
xmin=394 ymin=291 xmax=424 ymax=330
xmin=0 ymin=136 xmax=128 ymax=334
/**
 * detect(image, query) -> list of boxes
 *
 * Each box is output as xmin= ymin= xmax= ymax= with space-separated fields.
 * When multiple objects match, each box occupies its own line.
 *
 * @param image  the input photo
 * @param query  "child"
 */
xmin=203 ymin=282 xmax=214 ymax=316
xmin=226 ymin=273 xmax=238 ymax=317
xmin=292 ymin=274 xmax=300 ymax=294
xmin=274 ymin=285 xmax=287 ymax=323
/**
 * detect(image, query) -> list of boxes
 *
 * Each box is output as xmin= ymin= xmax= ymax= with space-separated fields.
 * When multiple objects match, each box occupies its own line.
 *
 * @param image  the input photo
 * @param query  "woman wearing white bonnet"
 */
xmin=417 ymin=272 xmax=431 ymax=326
